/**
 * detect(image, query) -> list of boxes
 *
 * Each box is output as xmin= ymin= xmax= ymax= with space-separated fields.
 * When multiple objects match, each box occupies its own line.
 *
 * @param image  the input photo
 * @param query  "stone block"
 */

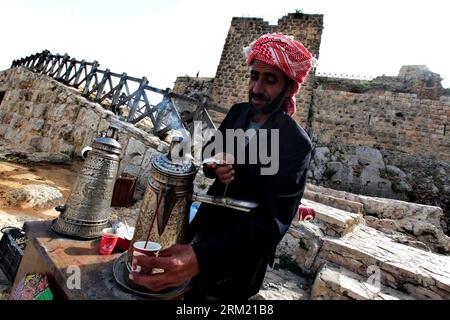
xmin=301 ymin=199 xmax=364 ymax=237
xmin=314 ymin=225 xmax=450 ymax=299
xmin=18 ymin=102 xmax=33 ymax=117
xmin=303 ymin=189 xmax=363 ymax=214
xmin=277 ymin=221 xmax=325 ymax=275
xmin=0 ymin=125 xmax=8 ymax=137
xmin=123 ymin=137 xmax=146 ymax=166
xmin=55 ymin=123 xmax=75 ymax=141
xmin=72 ymin=126 xmax=88 ymax=152
xmin=75 ymin=108 xmax=100 ymax=132
xmin=62 ymin=103 xmax=81 ymax=122
xmin=310 ymin=264 xmax=414 ymax=300
xmin=122 ymin=164 xmax=141 ymax=177
xmin=32 ymin=103 xmax=48 ymax=118
xmin=28 ymin=118 xmax=45 ymax=132
xmin=47 ymin=104 xmax=66 ymax=121
xmin=3 ymin=184 xmax=64 ymax=209
xmin=98 ymin=119 xmax=111 ymax=133
xmin=9 ymin=113 xmax=23 ymax=128
xmin=140 ymin=147 xmax=162 ymax=172
xmin=33 ymin=137 xmax=52 ymax=152
xmin=4 ymin=128 xmax=18 ymax=141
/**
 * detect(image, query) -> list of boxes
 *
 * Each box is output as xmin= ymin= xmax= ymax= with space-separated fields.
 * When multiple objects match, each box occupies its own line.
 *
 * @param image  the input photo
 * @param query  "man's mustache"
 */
xmin=249 ymin=92 xmax=270 ymax=101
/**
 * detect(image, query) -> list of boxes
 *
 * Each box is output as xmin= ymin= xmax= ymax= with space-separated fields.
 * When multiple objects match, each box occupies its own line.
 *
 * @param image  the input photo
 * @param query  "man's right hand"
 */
xmin=205 ymin=152 xmax=235 ymax=184
xmin=206 ymin=162 xmax=234 ymax=184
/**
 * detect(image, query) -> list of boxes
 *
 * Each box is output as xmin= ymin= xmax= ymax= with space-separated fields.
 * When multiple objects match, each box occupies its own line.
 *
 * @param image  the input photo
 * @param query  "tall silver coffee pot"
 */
xmin=52 ymin=126 xmax=122 ymax=239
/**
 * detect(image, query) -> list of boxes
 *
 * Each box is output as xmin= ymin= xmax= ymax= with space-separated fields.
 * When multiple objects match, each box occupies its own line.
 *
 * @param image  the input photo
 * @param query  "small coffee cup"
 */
xmin=131 ymin=241 xmax=161 ymax=273
xmin=99 ymin=228 xmax=119 ymax=255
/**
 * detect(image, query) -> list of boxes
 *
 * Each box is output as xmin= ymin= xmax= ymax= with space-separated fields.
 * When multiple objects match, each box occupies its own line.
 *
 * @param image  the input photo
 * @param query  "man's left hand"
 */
xmin=129 ymin=244 xmax=200 ymax=292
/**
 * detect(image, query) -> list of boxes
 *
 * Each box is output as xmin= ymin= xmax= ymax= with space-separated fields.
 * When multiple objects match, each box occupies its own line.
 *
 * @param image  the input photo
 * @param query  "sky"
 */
xmin=1 ymin=0 xmax=449 ymax=92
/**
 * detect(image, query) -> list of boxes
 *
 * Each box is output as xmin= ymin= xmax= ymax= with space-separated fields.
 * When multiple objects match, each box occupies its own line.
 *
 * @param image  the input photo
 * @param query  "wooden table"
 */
xmin=11 ymin=220 xmax=144 ymax=300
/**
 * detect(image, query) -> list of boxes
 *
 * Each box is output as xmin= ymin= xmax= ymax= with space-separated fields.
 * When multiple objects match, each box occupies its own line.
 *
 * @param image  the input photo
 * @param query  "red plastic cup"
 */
xmin=131 ymin=241 xmax=161 ymax=273
xmin=297 ymin=205 xmax=316 ymax=222
xmin=116 ymin=226 xmax=135 ymax=251
xmin=116 ymin=237 xmax=131 ymax=251
xmin=99 ymin=228 xmax=119 ymax=255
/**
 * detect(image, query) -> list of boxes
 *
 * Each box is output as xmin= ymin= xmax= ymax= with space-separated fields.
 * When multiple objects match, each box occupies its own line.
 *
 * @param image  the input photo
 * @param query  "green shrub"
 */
xmin=294 ymin=9 xmax=304 ymax=18
xmin=277 ymin=253 xmax=305 ymax=276
xmin=61 ymin=149 xmax=74 ymax=158
xmin=350 ymin=81 xmax=373 ymax=93
xmin=298 ymin=238 xmax=308 ymax=250
xmin=323 ymin=167 xmax=337 ymax=180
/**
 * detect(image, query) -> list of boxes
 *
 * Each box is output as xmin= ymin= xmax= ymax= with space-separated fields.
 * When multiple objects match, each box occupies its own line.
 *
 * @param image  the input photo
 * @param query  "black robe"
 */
xmin=186 ymin=102 xmax=312 ymax=299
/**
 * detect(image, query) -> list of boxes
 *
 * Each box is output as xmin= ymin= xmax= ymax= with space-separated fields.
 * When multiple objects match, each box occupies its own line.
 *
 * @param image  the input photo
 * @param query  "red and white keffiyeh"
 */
xmin=243 ymin=33 xmax=317 ymax=116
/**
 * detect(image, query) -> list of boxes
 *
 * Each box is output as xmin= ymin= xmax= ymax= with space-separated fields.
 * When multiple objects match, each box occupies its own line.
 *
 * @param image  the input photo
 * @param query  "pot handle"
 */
xmin=155 ymin=186 xmax=177 ymax=236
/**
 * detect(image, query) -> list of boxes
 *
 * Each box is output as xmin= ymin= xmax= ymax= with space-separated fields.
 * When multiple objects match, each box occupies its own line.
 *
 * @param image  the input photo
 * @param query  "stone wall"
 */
xmin=208 ymin=13 xmax=323 ymax=125
xmin=316 ymin=66 xmax=445 ymax=100
xmin=172 ymin=76 xmax=215 ymax=116
xmin=173 ymin=76 xmax=214 ymax=99
xmin=307 ymin=69 xmax=450 ymax=228
xmin=0 ymin=66 xmax=168 ymax=190
xmin=311 ymin=79 xmax=449 ymax=161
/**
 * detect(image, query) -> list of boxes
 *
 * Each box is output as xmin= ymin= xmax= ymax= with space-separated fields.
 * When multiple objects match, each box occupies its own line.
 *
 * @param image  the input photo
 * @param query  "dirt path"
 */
xmin=0 ymin=160 xmax=84 ymax=299
xmin=0 ymin=160 xmax=81 ymax=229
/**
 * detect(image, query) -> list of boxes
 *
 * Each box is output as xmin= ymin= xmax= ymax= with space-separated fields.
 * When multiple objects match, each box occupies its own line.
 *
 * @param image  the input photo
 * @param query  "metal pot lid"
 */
xmin=93 ymin=136 xmax=122 ymax=152
xmin=152 ymin=154 xmax=197 ymax=176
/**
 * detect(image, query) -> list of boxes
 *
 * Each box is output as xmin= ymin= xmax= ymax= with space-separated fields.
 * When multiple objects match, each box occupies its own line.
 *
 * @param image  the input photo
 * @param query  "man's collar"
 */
xmin=252 ymin=103 xmax=286 ymax=130
xmin=230 ymin=103 xmax=287 ymax=130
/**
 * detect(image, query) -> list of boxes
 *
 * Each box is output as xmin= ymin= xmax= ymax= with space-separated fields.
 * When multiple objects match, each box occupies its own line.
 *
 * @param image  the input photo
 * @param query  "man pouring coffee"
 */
xmin=129 ymin=33 xmax=317 ymax=300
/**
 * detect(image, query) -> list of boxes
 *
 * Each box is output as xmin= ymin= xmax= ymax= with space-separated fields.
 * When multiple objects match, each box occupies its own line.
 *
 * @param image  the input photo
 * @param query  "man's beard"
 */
xmin=249 ymin=89 xmax=286 ymax=115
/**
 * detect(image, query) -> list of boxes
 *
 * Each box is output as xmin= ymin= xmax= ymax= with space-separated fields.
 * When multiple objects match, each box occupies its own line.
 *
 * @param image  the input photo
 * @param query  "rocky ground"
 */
xmin=308 ymin=145 xmax=450 ymax=235
xmin=0 ymin=160 xmax=79 ymax=230
xmin=0 ymin=155 xmax=81 ymax=300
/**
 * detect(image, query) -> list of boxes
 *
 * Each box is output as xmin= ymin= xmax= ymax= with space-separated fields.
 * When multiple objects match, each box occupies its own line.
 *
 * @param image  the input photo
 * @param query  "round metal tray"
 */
xmin=112 ymin=251 xmax=190 ymax=300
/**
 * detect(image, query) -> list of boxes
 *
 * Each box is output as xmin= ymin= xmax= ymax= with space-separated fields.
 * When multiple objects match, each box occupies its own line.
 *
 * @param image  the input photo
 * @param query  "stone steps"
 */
xmin=303 ymin=189 xmax=363 ymax=214
xmin=310 ymin=264 xmax=415 ymax=300
xmin=314 ymin=225 xmax=450 ymax=299
xmin=279 ymin=196 xmax=450 ymax=299
xmin=305 ymin=183 xmax=450 ymax=255
xmin=301 ymin=199 xmax=364 ymax=237
xmin=277 ymin=198 xmax=365 ymax=276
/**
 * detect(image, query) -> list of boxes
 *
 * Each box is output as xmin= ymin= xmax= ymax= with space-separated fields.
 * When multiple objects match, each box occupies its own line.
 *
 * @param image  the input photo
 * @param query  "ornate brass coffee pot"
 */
xmin=129 ymin=136 xmax=197 ymax=252
xmin=127 ymin=137 xmax=258 ymax=262
xmin=52 ymin=126 xmax=122 ymax=239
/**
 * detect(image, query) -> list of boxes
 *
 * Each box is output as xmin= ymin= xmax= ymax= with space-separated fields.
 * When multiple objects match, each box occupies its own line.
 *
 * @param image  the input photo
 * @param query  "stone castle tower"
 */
xmin=174 ymin=13 xmax=324 ymax=124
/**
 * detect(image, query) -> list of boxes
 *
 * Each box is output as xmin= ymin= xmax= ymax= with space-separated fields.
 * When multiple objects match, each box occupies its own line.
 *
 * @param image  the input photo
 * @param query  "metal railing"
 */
xmin=316 ymin=71 xmax=376 ymax=80
xmin=11 ymin=50 xmax=228 ymax=139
